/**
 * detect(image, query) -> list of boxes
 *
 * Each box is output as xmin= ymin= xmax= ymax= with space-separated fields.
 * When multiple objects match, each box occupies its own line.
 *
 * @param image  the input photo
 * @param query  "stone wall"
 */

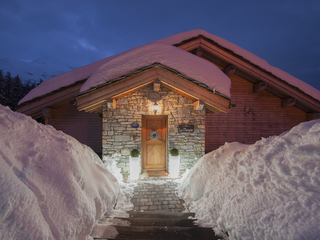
xmin=102 ymin=85 xmax=205 ymax=179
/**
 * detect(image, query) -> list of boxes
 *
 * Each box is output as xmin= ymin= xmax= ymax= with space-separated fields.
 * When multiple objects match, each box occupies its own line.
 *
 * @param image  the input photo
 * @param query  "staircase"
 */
xmin=91 ymin=211 xmax=221 ymax=239
xmin=91 ymin=179 xmax=221 ymax=239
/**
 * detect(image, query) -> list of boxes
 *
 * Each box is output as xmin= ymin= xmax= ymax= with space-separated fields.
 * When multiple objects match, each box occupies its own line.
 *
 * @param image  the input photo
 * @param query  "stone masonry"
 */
xmin=102 ymin=84 xmax=205 ymax=180
xmin=131 ymin=180 xmax=185 ymax=212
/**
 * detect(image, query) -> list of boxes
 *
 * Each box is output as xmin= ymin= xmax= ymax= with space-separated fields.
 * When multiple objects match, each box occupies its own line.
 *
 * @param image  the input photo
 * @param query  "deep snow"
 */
xmin=178 ymin=119 xmax=320 ymax=240
xmin=2 ymin=102 xmax=320 ymax=240
xmin=0 ymin=105 xmax=133 ymax=240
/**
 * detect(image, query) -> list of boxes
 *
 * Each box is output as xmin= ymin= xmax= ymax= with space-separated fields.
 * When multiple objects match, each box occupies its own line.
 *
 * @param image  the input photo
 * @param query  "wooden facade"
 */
xmin=46 ymin=102 xmax=102 ymax=157
xmin=205 ymin=73 xmax=306 ymax=152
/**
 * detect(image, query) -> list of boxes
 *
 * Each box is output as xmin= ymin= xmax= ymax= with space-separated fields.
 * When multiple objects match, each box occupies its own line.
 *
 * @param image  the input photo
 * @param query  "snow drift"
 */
xmin=0 ymin=105 xmax=120 ymax=240
xmin=179 ymin=119 xmax=320 ymax=240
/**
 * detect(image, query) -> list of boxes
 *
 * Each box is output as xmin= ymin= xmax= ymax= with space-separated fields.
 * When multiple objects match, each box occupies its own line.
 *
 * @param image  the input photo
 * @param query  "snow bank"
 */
xmin=156 ymin=29 xmax=320 ymax=102
xmin=0 ymin=105 xmax=120 ymax=240
xmin=80 ymin=42 xmax=231 ymax=97
xmin=179 ymin=120 xmax=320 ymax=240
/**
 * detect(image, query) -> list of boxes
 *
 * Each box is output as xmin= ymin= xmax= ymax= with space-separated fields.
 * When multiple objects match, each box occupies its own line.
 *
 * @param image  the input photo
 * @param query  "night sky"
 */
xmin=1 ymin=0 xmax=319 ymax=90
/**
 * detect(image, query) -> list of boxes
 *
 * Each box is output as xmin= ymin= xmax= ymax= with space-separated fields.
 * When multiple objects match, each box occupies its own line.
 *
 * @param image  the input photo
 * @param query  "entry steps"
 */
xmin=91 ymin=211 xmax=221 ymax=240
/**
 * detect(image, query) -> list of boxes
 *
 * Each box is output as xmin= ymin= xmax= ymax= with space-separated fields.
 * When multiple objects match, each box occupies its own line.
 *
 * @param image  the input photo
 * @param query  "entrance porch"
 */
xmin=101 ymin=85 xmax=206 ymax=181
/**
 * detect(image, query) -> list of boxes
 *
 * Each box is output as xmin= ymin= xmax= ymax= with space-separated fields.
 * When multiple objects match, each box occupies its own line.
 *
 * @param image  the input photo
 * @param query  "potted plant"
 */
xmin=169 ymin=148 xmax=180 ymax=178
xmin=129 ymin=149 xmax=140 ymax=180
xmin=130 ymin=149 xmax=140 ymax=158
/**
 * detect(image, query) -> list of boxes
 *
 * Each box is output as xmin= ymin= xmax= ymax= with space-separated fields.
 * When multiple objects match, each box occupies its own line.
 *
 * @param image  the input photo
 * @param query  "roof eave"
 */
xmin=76 ymin=64 xmax=230 ymax=114
xmin=175 ymin=36 xmax=320 ymax=113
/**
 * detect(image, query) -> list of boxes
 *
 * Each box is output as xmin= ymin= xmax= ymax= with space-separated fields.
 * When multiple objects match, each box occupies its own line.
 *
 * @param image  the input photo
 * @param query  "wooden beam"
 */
xmin=76 ymin=66 xmax=230 ymax=113
xmin=253 ymin=81 xmax=267 ymax=93
xmin=281 ymin=98 xmax=296 ymax=108
xmin=76 ymin=69 xmax=157 ymax=112
xmin=307 ymin=112 xmax=320 ymax=121
xmin=107 ymin=98 xmax=116 ymax=109
xmin=69 ymin=100 xmax=76 ymax=105
xmin=153 ymin=79 xmax=160 ymax=92
xmin=223 ymin=64 xmax=236 ymax=76
xmin=196 ymin=47 xmax=203 ymax=57
xmin=42 ymin=108 xmax=53 ymax=119
xmin=16 ymin=84 xmax=82 ymax=118
xmin=194 ymin=100 xmax=204 ymax=110
xmin=157 ymin=68 xmax=230 ymax=113
xmin=191 ymin=40 xmax=320 ymax=113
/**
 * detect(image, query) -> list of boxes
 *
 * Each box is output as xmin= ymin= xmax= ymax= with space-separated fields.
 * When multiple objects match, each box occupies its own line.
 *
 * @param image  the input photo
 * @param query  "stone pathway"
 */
xmin=131 ymin=180 xmax=185 ymax=212
xmin=91 ymin=178 xmax=221 ymax=239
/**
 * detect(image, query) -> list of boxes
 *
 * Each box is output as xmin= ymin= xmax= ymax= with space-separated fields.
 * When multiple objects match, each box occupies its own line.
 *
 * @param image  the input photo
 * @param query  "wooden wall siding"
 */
xmin=47 ymin=102 xmax=102 ymax=156
xmin=205 ymin=74 xmax=307 ymax=152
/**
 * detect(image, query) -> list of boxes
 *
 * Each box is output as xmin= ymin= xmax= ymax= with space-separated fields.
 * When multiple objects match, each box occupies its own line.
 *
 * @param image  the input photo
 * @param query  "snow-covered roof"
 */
xmin=18 ymin=41 xmax=231 ymax=105
xmin=18 ymin=57 xmax=113 ymax=104
xmin=18 ymin=29 xmax=320 ymax=106
xmin=80 ymin=42 xmax=231 ymax=97
xmin=155 ymin=29 xmax=320 ymax=102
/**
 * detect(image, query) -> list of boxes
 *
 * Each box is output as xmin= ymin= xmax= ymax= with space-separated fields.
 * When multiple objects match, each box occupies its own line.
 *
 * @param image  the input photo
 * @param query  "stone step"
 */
xmin=92 ymin=225 xmax=220 ymax=240
xmin=127 ymin=211 xmax=195 ymax=219
xmin=114 ymin=217 xmax=197 ymax=227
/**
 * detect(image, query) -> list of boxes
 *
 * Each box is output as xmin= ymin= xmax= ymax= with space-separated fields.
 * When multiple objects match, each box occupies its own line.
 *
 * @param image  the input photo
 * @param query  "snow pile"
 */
xmin=156 ymin=29 xmax=320 ymax=102
xmin=97 ymin=153 xmax=136 ymax=215
xmin=80 ymin=42 xmax=231 ymax=97
xmin=0 ymin=105 xmax=120 ymax=240
xmin=179 ymin=120 xmax=320 ymax=240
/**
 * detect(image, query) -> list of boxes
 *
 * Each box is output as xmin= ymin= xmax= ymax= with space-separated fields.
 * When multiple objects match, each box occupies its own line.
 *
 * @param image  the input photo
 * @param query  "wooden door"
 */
xmin=142 ymin=115 xmax=167 ymax=170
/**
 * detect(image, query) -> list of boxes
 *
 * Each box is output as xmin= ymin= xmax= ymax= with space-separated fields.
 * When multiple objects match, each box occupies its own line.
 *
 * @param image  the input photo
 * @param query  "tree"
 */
xmin=11 ymin=75 xmax=24 ymax=107
xmin=0 ymin=70 xmax=6 ymax=105
xmin=0 ymin=70 xmax=42 ymax=110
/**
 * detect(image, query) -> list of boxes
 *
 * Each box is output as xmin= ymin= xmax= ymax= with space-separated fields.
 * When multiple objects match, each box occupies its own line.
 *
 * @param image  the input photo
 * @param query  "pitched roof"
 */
xmin=79 ymin=42 xmax=231 ymax=96
xmin=18 ymin=29 xmax=320 ymax=108
xmin=18 ymin=41 xmax=231 ymax=105
xmin=155 ymin=29 xmax=320 ymax=102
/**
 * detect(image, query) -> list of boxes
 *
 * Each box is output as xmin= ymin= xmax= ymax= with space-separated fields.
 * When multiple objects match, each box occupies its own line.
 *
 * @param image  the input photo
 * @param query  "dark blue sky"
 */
xmin=1 ymin=0 xmax=320 ymax=90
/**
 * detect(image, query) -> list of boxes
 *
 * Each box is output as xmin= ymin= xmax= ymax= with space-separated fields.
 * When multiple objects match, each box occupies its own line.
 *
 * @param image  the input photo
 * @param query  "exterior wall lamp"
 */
xmin=151 ymin=102 xmax=160 ymax=115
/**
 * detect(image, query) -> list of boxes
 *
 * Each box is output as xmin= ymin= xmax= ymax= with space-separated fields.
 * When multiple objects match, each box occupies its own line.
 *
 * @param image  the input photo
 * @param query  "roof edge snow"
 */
xmin=79 ymin=42 xmax=231 ymax=98
xmin=76 ymin=62 xmax=230 ymax=100
xmin=155 ymin=29 xmax=320 ymax=103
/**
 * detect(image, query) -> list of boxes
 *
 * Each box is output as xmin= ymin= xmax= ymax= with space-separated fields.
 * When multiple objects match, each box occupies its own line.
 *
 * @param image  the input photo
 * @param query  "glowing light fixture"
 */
xmin=151 ymin=102 xmax=160 ymax=115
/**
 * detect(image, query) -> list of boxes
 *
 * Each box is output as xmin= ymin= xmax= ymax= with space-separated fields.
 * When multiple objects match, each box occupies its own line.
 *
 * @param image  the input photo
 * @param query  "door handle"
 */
xmin=164 ymin=134 xmax=166 ymax=139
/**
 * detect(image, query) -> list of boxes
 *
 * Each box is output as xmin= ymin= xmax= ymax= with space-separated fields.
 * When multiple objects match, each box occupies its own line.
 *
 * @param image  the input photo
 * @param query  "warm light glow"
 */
xmin=169 ymin=156 xmax=180 ymax=178
xmin=151 ymin=102 xmax=160 ymax=115
xmin=129 ymin=156 xmax=140 ymax=180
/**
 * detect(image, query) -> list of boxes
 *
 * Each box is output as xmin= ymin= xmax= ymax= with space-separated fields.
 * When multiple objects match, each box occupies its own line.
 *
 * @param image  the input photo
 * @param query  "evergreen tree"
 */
xmin=0 ymin=70 xmax=42 ymax=110
xmin=12 ymin=75 xmax=24 ymax=107
xmin=0 ymin=70 xmax=6 ymax=105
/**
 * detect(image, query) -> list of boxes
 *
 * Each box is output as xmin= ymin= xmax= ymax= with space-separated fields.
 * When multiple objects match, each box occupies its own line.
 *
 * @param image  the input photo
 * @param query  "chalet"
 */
xmin=17 ymin=29 xmax=320 ymax=180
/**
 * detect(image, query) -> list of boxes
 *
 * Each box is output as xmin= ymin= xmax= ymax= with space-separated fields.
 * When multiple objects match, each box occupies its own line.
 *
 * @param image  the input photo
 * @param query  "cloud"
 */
xmin=0 ymin=0 xmax=319 ymax=89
